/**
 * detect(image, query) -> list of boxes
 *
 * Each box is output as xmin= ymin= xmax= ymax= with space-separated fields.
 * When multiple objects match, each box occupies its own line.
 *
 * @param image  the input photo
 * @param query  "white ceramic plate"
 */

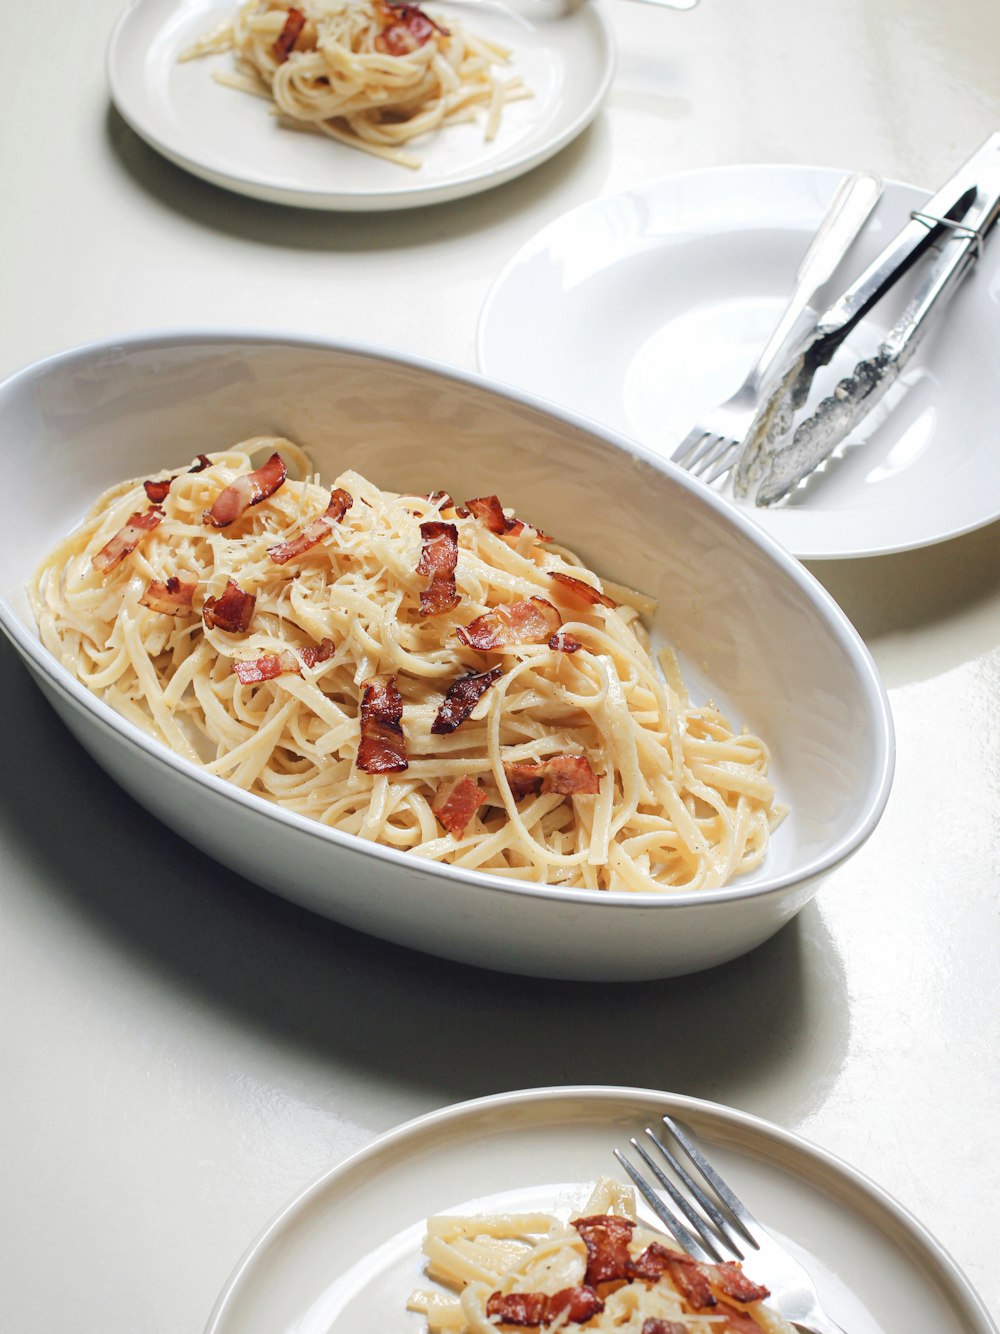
xmin=106 ymin=0 xmax=615 ymax=211
xmin=203 ymin=1085 xmax=996 ymax=1333
xmin=477 ymin=164 xmax=1000 ymax=560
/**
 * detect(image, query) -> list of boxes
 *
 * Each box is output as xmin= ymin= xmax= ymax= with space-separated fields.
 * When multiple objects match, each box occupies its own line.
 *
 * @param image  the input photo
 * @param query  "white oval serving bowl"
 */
xmin=0 ymin=331 xmax=894 ymax=981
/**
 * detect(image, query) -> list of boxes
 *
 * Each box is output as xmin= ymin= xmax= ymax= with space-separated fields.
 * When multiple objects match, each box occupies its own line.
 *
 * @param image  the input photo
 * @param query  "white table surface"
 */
xmin=3 ymin=0 xmax=999 ymax=1329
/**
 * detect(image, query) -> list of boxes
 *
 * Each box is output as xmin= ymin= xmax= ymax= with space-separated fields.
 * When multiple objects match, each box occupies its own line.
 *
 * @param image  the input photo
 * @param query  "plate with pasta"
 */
xmin=106 ymin=0 xmax=615 ymax=209
xmin=202 ymin=1086 xmax=996 ymax=1332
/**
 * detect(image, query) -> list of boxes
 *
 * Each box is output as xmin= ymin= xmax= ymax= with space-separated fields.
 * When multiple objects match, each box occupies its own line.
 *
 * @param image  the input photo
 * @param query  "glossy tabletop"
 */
xmin=2 ymin=0 xmax=999 ymax=1330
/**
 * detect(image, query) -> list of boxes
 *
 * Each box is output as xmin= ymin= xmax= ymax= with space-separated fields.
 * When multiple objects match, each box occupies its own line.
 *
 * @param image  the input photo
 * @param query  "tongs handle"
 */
xmin=883 ymin=175 xmax=1000 ymax=365
xmin=810 ymin=186 xmax=978 ymax=363
xmin=805 ymin=134 xmax=1000 ymax=366
xmin=753 ymin=144 xmax=1000 ymax=507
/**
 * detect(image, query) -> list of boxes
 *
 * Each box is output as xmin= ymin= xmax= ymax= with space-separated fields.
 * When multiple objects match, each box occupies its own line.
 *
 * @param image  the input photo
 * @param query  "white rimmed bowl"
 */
xmin=0 ymin=331 xmax=894 ymax=980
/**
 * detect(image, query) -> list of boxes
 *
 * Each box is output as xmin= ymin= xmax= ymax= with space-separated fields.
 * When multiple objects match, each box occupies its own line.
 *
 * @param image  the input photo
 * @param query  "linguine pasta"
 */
xmin=30 ymin=440 xmax=784 ymax=893
xmin=181 ymin=0 xmax=530 ymax=168
xmin=407 ymin=1177 xmax=797 ymax=1332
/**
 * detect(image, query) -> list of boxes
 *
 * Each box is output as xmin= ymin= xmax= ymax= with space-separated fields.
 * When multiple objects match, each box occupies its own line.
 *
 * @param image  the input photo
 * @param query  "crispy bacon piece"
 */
xmin=456 ymin=597 xmax=561 ymax=651
xmin=466 ymin=494 xmax=511 ymax=535
xmin=572 ymin=1215 xmax=636 ymax=1286
xmin=139 ymin=575 xmax=196 ymax=615
xmin=486 ymin=1291 xmax=548 ymax=1326
xmin=641 ymin=1322 xmax=688 ymax=1334
xmin=431 ymin=666 xmax=502 ymax=734
xmin=204 ymin=452 xmax=288 ymax=528
xmin=232 ymin=650 xmax=301 ymax=684
xmin=548 ymin=630 xmax=582 ymax=653
xmin=417 ymin=521 xmax=460 ymax=616
xmin=273 ymin=6 xmax=306 ymax=60
xmin=299 ymin=638 xmax=336 ymax=669
xmin=504 ymin=754 xmax=601 ymax=800
xmin=548 ymin=571 xmax=617 ymax=608
xmin=373 ymin=0 xmax=447 ymax=54
xmin=92 ymin=507 xmax=164 ymax=573
xmin=712 ymin=1263 xmax=770 ymax=1305
xmin=142 ymin=453 xmax=215 ymax=504
xmin=466 ymin=494 xmax=549 ymax=544
xmin=202 ymin=579 xmax=255 ymax=633
xmin=143 ymin=477 xmax=173 ymax=504
xmin=629 ymin=1241 xmax=768 ymax=1309
xmin=504 ymin=763 xmax=547 ymax=801
xmin=232 ymin=638 xmax=335 ymax=683
xmin=357 ymin=674 xmax=407 ymax=773
xmin=433 ymin=775 xmax=487 ymax=838
xmin=485 ymin=1286 xmax=603 ymax=1327
xmin=267 ymin=487 xmax=353 ymax=564
xmin=630 ymin=1244 xmax=716 ymax=1309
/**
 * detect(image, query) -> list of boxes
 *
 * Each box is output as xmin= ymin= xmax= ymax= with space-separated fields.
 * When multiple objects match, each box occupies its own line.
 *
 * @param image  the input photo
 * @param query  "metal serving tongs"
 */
xmin=733 ymin=132 xmax=1000 ymax=506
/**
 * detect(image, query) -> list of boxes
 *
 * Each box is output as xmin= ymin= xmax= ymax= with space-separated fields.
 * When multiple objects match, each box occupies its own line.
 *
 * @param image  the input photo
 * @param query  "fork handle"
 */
xmin=744 ymin=171 xmax=883 ymax=394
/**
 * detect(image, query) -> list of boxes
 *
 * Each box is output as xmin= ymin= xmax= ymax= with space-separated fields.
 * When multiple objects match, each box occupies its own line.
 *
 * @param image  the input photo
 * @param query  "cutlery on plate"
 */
xmin=734 ymin=131 xmax=1000 ymax=506
xmin=670 ymin=170 xmax=883 ymax=483
xmin=615 ymin=1115 xmax=847 ymax=1334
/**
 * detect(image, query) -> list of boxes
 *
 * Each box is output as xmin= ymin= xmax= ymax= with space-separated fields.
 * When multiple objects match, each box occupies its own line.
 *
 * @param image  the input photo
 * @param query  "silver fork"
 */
xmin=671 ymin=171 xmax=882 ymax=485
xmin=614 ymin=1115 xmax=846 ymax=1334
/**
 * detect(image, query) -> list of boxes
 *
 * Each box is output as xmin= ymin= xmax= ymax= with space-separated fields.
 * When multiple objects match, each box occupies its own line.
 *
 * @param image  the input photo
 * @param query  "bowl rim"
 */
xmin=0 ymin=326 xmax=896 ymax=911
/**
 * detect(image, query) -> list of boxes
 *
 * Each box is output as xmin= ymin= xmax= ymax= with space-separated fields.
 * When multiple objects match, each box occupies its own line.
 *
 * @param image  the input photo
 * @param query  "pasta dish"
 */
xmin=181 ymin=0 xmax=529 ymax=168
xmin=407 ymin=1177 xmax=796 ymax=1331
xmin=30 ymin=440 xmax=784 ymax=893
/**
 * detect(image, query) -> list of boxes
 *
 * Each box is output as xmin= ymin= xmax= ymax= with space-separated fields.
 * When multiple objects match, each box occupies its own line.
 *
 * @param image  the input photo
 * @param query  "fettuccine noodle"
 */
xmin=181 ymin=0 xmax=530 ymax=168
xmin=30 ymin=441 xmax=784 ymax=892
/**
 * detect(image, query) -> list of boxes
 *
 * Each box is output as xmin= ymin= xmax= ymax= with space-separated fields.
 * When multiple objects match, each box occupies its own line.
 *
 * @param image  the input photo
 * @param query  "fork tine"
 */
xmin=642 ymin=1127 xmax=747 ymax=1260
xmin=670 ymin=427 xmax=712 ymax=466
xmin=662 ymin=1115 xmax=760 ymax=1250
xmin=688 ymin=432 xmax=746 ymax=480
xmin=698 ymin=437 xmax=745 ymax=484
xmin=612 ymin=1145 xmax=719 ymax=1262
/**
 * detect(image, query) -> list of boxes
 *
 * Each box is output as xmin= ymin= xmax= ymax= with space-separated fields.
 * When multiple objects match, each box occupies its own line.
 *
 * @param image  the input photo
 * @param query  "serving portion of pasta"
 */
xmin=30 ymin=440 xmax=784 ymax=892
xmin=181 ymin=0 xmax=530 ymax=168
xmin=407 ymin=1177 xmax=796 ymax=1332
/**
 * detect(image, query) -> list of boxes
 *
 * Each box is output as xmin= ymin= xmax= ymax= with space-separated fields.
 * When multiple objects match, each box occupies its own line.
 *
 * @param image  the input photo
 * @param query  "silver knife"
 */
xmin=732 ymin=132 xmax=1000 ymax=500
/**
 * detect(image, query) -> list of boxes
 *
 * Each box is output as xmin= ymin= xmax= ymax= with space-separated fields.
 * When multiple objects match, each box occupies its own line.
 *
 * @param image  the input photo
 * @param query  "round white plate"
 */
xmin=203 ymin=1086 xmax=995 ymax=1333
xmin=477 ymin=164 xmax=1000 ymax=560
xmin=106 ymin=0 xmax=615 ymax=211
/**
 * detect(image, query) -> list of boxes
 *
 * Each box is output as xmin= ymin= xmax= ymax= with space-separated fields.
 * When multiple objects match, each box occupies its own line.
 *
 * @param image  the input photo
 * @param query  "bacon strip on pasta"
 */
xmin=549 ymin=571 xmax=617 ymax=609
xmin=431 ymin=666 xmax=503 ymax=734
xmin=417 ymin=520 xmax=460 ymax=616
xmin=267 ymin=487 xmax=353 ymax=564
xmin=504 ymin=755 xmax=601 ymax=799
xmin=92 ymin=507 xmax=163 ymax=573
xmin=456 ymin=598 xmax=561 ymax=651
xmin=204 ymin=451 xmax=287 ymax=528
xmin=357 ymin=674 xmax=408 ymax=772
xmin=433 ymin=775 xmax=487 ymax=837
xmin=203 ymin=579 xmax=255 ymax=632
